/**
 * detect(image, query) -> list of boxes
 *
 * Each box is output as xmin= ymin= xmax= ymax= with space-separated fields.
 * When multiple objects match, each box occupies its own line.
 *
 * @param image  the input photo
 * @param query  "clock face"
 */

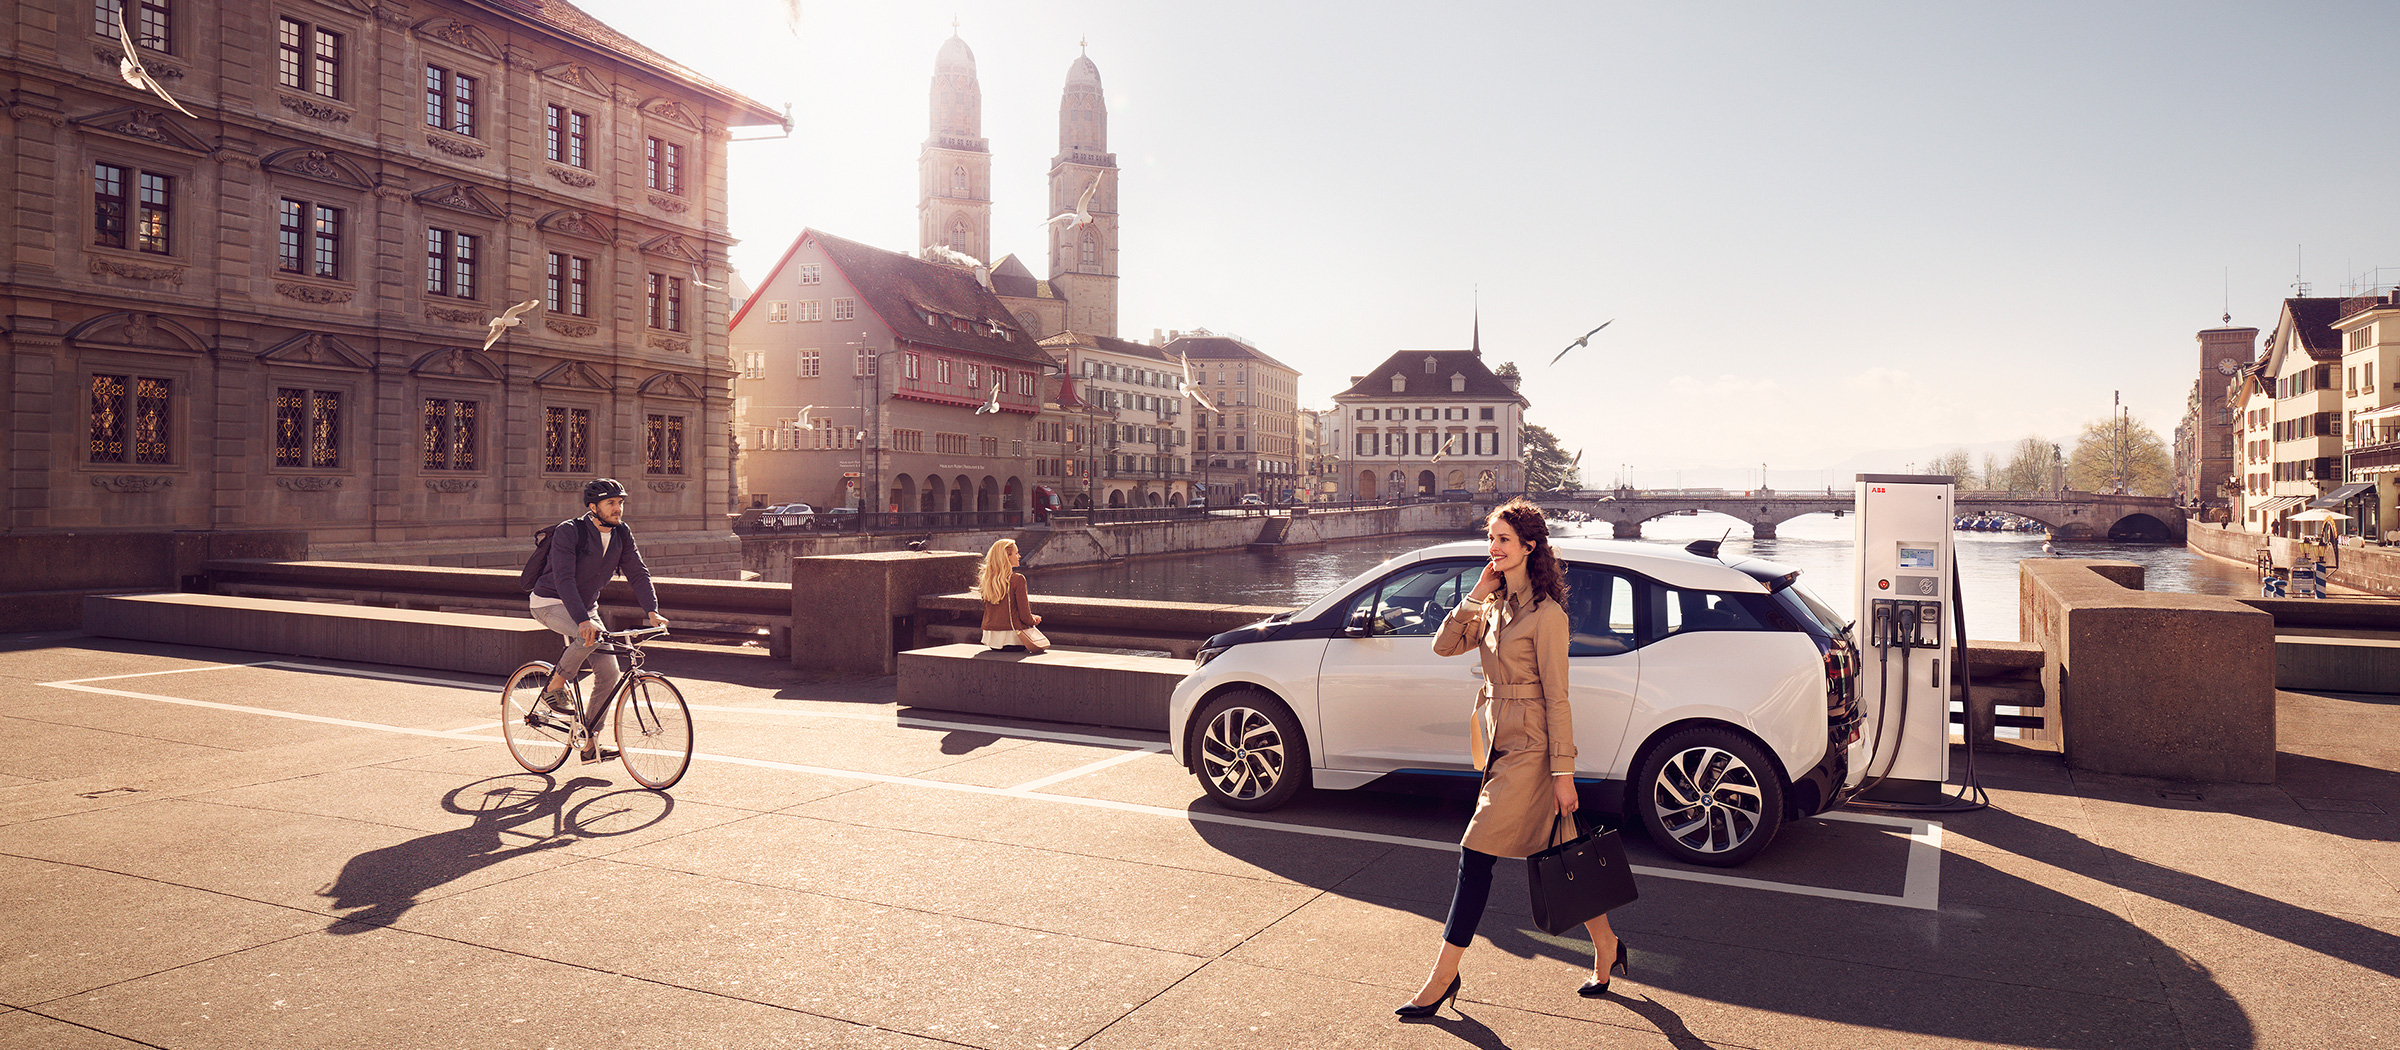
xmin=2217 ymin=359 xmax=2240 ymax=376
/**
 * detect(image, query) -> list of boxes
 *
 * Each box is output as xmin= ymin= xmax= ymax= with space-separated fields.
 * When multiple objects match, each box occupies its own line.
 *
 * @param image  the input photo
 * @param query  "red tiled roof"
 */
xmin=2284 ymin=297 xmax=2349 ymax=361
xmin=469 ymin=0 xmax=783 ymax=125
xmin=1039 ymin=330 xmax=1178 ymax=366
xmin=1162 ymin=334 xmax=1298 ymax=375
xmin=808 ymin=230 xmax=1053 ymax=367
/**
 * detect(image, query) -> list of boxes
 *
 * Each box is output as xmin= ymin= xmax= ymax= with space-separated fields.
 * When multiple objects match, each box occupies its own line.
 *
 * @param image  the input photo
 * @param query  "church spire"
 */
xmin=920 ymin=30 xmax=990 ymax=261
xmin=1472 ymin=288 xmax=1481 ymax=353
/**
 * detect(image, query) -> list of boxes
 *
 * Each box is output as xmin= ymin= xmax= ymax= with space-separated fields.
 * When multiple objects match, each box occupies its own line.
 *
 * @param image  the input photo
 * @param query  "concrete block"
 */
xmin=2022 ymin=559 xmax=2276 ymax=784
xmin=897 ymin=643 xmax=1188 ymax=731
xmin=83 ymin=592 xmax=557 ymax=676
xmin=790 ymin=551 xmax=980 ymax=675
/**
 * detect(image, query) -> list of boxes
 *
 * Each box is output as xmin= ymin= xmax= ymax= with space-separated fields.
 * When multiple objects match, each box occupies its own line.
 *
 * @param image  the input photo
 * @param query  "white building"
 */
xmin=1330 ymin=347 xmax=1526 ymax=500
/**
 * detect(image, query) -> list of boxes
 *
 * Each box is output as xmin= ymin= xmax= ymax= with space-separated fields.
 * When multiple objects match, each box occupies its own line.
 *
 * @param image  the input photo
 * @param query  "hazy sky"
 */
xmin=581 ymin=0 xmax=2400 ymax=486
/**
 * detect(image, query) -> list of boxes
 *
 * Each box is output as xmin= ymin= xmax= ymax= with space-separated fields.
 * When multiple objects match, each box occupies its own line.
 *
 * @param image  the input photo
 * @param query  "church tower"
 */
xmin=1047 ymin=44 xmax=1119 ymax=337
xmin=919 ymin=30 xmax=991 ymax=263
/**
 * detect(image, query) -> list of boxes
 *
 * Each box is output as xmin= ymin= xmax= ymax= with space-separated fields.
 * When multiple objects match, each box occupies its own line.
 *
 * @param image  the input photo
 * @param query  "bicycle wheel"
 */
xmin=500 ymin=661 xmax=572 ymax=774
xmin=615 ymin=673 xmax=693 ymax=790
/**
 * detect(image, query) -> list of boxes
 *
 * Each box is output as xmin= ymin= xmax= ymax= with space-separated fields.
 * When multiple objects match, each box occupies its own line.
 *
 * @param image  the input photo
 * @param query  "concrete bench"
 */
xmin=2275 ymin=630 xmax=2400 ymax=694
xmin=896 ymin=643 xmax=1192 ymax=731
xmin=83 ymin=592 xmax=557 ymax=676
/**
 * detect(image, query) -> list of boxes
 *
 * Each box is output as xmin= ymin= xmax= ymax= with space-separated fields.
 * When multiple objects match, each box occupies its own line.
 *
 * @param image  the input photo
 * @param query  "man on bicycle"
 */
xmin=530 ymin=478 xmax=668 ymax=758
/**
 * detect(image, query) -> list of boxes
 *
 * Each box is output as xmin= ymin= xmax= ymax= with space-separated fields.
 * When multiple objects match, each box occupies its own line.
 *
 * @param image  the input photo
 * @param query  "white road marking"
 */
xmin=35 ymin=661 xmax=1942 ymax=910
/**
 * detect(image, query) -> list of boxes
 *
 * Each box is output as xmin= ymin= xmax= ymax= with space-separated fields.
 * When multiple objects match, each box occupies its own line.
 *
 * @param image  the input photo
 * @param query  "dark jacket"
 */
xmin=532 ymin=514 xmax=657 ymax=624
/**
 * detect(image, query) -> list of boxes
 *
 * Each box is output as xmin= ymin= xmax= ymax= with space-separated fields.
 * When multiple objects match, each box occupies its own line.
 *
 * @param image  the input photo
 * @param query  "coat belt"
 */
xmin=1484 ymin=682 xmax=1545 ymax=699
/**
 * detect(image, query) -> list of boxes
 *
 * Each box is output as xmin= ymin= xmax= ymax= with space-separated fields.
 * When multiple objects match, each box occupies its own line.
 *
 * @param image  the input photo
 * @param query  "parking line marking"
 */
xmin=43 ymin=661 xmax=275 ymax=684
xmin=1006 ymin=744 xmax=1169 ymax=792
xmin=37 ymin=663 xmax=1941 ymax=911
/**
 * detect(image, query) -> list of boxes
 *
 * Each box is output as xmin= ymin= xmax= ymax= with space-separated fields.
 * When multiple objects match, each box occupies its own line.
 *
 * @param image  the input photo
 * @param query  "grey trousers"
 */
xmin=530 ymin=603 xmax=618 ymax=722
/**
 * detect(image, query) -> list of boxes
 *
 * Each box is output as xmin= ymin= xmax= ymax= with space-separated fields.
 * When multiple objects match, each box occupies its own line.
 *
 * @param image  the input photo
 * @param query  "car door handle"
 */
xmin=1470 ymin=666 xmax=1485 ymax=677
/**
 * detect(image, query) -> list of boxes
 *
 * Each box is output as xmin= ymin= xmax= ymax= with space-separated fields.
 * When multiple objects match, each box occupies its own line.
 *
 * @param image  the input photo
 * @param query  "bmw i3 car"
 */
xmin=1168 ymin=536 xmax=1863 ymax=867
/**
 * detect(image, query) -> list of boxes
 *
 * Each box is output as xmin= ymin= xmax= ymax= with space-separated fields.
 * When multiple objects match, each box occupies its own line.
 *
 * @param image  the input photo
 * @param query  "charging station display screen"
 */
xmin=1897 ymin=546 xmax=1937 ymax=570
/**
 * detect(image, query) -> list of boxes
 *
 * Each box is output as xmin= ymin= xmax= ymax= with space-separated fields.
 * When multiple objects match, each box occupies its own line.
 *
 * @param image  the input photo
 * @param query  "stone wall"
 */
xmin=2188 ymin=521 xmax=2400 ymax=596
xmin=1 ymin=530 xmax=310 ymax=631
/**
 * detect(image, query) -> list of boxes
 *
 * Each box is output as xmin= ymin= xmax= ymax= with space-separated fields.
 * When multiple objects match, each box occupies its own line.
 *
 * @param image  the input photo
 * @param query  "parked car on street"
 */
xmin=759 ymin=503 xmax=814 ymax=529
xmin=1238 ymin=493 xmax=1266 ymax=506
xmin=1167 ymin=537 xmax=1862 ymax=867
xmin=814 ymin=506 xmax=859 ymax=530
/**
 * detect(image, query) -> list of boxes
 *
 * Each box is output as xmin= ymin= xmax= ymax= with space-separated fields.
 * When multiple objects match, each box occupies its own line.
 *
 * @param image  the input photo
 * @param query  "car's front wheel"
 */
xmin=1191 ymin=689 xmax=1308 ymax=811
xmin=1633 ymin=726 xmax=1786 ymax=867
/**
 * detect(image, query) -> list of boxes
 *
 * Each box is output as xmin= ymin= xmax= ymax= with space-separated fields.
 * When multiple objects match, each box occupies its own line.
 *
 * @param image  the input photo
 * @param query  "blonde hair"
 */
xmin=977 ymin=539 xmax=1019 ymax=604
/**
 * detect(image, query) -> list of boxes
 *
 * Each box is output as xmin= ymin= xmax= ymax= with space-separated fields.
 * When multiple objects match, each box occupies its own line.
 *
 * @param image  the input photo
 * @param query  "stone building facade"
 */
xmin=1039 ymin=329 xmax=1191 ymax=507
xmin=2176 ymin=324 xmax=2256 ymax=516
xmin=1330 ymin=348 xmax=1527 ymax=501
xmin=2 ymin=0 xmax=782 ymax=578
xmin=1166 ymin=332 xmax=1301 ymax=503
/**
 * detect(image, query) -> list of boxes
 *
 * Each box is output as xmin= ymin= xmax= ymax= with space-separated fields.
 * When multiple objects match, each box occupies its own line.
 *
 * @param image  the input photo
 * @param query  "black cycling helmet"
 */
xmin=582 ymin=477 xmax=629 ymax=505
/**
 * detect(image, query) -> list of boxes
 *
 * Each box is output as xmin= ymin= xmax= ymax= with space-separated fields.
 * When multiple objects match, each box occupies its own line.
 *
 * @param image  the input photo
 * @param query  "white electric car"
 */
xmin=1168 ymin=537 xmax=1864 ymax=867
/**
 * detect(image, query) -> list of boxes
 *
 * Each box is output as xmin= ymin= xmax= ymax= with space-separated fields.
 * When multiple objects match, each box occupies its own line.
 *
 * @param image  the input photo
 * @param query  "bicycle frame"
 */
xmin=572 ymin=625 xmax=670 ymax=734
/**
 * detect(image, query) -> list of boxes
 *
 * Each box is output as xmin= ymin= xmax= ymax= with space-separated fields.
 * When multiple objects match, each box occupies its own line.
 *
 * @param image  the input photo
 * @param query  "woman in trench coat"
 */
xmin=1398 ymin=497 xmax=1627 ymax=1018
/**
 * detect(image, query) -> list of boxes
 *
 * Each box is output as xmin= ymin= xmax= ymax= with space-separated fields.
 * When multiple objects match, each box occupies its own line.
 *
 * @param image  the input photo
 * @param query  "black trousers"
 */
xmin=1442 ymin=847 xmax=1500 ymax=948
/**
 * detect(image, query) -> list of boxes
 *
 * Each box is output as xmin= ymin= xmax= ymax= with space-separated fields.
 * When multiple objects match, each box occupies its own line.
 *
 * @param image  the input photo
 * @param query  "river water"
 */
xmin=1028 ymin=511 xmax=2261 ymax=641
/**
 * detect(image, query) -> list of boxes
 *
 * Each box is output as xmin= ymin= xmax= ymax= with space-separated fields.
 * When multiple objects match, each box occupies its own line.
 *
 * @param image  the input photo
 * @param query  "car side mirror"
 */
xmin=1343 ymin=607 xmax=1373 ymax=637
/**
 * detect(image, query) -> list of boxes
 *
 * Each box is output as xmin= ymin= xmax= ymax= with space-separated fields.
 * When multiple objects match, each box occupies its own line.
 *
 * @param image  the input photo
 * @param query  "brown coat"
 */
xmin=1433 ymin=565 xmax=1577 ymax=858
xmin=979 ymin=572 xmax=1035 ymax=631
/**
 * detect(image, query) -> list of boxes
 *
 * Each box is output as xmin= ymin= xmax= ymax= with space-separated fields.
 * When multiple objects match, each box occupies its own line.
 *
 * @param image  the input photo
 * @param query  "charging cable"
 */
xmin=1848 ymin=558 xmax=1989 ymax=813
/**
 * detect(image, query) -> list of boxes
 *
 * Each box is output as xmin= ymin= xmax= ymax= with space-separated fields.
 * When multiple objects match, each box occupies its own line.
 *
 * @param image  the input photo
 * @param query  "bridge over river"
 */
xmin=1548 ymin=490 xmax=2185 ymax=541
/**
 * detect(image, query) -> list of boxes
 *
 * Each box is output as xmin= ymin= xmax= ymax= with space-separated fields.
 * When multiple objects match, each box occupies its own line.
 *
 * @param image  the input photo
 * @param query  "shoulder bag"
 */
xmin=1527 ymin=811 xmax=1638 ymax=934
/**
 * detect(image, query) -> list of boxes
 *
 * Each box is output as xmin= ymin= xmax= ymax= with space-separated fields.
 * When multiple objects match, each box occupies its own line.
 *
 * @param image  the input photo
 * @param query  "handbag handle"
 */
xmin=1550 ymin=809 xmax=1580 ymax=849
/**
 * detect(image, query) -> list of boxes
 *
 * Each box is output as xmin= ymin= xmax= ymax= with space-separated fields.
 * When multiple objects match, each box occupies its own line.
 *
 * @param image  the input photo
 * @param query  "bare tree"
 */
xmin=2067 ymin=416 xmax=2171 ymax=495
xmin=1989 ymin=437 xmax=2059 ymax=494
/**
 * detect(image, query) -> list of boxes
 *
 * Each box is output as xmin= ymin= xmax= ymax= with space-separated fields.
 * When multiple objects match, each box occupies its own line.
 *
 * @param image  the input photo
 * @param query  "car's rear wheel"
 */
xmin=1633 ymin=726 xmax=1785 ymax=867
xmin=1191 ymin=689 xmax=1308 ymax=812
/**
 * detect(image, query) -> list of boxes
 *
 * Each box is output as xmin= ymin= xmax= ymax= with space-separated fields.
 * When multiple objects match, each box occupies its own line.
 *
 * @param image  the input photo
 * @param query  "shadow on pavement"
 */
xmin=316 ymin=774 xmax=668 ymax=931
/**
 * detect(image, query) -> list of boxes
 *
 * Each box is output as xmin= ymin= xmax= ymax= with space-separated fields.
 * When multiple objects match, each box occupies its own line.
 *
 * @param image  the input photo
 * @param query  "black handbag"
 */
xmin=1526 ymin=812 xmax=1638 ymax=935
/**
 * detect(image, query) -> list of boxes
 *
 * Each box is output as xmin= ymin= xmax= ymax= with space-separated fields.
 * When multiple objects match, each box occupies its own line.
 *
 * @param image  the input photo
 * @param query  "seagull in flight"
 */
xmin=975 ymin=383 xmax=1002 ymax=415
xmin=480 ymin=300 xmax=541 ymax=351
xmin=116 ymin=12 xmax=195 ymax=119
xmin=1041 ymin=173 xmax=1105 ymax=233
xmin=1176 ymin=353 xmax=1220 ymax=414
xmin=687 ymin=265 xmax=721 ymax=291
xmin=1432 ymin=435 xmax=1456 ymax=464
xmin=794 ymin=406 xmax=816 ymax=430
xmin=1550 ymin=320 xmax=1614 ymax=366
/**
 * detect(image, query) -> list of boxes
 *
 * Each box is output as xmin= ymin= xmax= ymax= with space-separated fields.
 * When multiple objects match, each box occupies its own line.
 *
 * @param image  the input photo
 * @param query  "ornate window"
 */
xmin=421 ymin=397 xmax=478 ymax=471
xmin=425 ymin=228 xmax=477 ymax=298
xmin=546 ymin=105 xmax=591 ymax=168
xmin=279 ymin=199 xmax=341 ymax=279
xmin=645 ymin=137 xmax=683 ymax=194
xmin=273 ymin=387 xmax=342 ymax=468
xmin=94 ymin=163 xmax=172 ymax=255
xmin=424 ymin=65 xmax=476 ymax=136
xmin=953 ymin=166 xmax=967 ymax=196
xmin=644 ymin=413 xmax=685 ymax=475
xmin=646 ymin=273 xmax=684 ymax=330
xmin=545 ymin=252 xmax=588 ymax=316
xmin=543 ymin=406 xmax=591 ymax=473
xmin=277 ymin=18 xmax=340 ymax=99
xmin=97 ymin=1 xmax=171 ymax=51
xmin=1079 ymin=233 xmax=1096 ymax=269
xmin=89 ymin=373 xmax=172 ymax=465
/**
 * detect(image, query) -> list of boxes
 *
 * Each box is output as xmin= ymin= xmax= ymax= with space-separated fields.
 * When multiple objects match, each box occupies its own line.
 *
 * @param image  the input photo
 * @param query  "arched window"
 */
xmin=949 ymin=216 xmax=970 ymax=252
xmin=1079 ymin=233 xmax=1097 ymax=269
xmin=953 ymin=166 xmax=968 ymax=197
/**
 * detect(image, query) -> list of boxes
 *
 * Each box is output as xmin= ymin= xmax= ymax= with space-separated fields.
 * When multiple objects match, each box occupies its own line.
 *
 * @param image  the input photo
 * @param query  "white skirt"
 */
xmin=983 ymin=629 xmax=1020 ymax=648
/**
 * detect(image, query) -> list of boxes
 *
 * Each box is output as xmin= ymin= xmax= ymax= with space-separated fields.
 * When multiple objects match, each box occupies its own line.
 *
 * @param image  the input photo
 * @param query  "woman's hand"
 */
xmin=1471 ymin=559 xmax=1504 ymax=601
xmin=1552 ymin=774 xmax=1579 ymax=815
xmin=1031 ymin=614 xmax=1043 ymax=625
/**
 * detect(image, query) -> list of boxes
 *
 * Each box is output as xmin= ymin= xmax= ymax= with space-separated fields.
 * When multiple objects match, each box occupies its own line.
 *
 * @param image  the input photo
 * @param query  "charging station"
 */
xmin=1850 ymin=474 xmax=1956 ymax=805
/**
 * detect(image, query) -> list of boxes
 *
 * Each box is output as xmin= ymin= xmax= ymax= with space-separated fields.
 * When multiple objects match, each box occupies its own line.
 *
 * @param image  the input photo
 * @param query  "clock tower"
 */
xmin=2189 ymin=322 xmax=2259 ymax=514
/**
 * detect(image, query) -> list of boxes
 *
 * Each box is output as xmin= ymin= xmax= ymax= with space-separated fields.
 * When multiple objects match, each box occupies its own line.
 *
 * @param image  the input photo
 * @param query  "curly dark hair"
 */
xmin=1489 ymin=497 xmax=1567 ymax=608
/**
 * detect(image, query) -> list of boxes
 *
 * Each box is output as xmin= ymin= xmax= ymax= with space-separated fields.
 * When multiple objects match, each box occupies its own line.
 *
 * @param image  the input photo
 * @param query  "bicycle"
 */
xmin=499 ymin=625 xmax=693 ymax=790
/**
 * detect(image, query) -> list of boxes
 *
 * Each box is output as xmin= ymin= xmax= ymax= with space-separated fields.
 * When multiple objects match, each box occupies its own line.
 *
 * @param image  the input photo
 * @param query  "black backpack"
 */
xmin=520 ymin=518 xmax=584 ymax=592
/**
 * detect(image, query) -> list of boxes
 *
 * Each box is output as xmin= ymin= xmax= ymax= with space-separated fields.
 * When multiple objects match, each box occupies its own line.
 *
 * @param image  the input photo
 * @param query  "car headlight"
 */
xmin=1195 ymin=645 xmax=1228 ymax=668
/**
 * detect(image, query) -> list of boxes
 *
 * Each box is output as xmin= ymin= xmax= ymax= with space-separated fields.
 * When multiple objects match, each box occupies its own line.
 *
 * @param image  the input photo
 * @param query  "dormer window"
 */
xmin=1391 ymin=374 xmax=1406 ymax=393
xmin=1424 ymin=356 xmax=1438 ymax=374
xmin=1452 ymin=373 xmax=1466 ymax=392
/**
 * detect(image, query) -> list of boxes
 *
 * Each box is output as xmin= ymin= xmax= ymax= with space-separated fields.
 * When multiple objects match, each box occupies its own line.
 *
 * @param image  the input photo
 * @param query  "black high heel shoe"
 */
xmin=1576 ymin=938 xmax=1630 ymax=998
xmin=1395 ymin=974 xmax=1460 ymax=1019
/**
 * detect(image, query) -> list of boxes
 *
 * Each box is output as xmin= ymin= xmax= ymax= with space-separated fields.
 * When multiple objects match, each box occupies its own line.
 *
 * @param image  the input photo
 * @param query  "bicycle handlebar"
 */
xmin=603 ymin=625 xmax=670 ymax=641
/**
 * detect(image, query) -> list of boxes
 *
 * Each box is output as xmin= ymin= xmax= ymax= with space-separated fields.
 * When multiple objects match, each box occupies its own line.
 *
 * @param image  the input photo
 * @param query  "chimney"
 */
xmin=1501 ymin=374 xmax=1520 ymax=392
xmin=1152 ymin=328 xmax=1163 ymax=346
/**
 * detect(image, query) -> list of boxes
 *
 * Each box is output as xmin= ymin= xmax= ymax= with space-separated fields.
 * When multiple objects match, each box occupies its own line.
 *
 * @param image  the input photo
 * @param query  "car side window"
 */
xmin=1656 ymin=587 xmax=1769 ymax=637
xmin=1342 ymin=560 xmax=1480 ymax=637
xmin=1564 ymin=565 xmax=1638 ymax=656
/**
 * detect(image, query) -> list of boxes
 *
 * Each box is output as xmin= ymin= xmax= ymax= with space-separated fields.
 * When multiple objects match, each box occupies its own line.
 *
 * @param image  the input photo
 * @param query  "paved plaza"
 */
xmin=0 ymin=631 xmax=2393 ymax=1049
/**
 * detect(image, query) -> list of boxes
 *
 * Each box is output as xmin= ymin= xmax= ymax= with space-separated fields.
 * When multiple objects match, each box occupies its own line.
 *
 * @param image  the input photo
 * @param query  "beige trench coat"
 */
xmin=1432 ymin=565 xmax=1577 ymax=858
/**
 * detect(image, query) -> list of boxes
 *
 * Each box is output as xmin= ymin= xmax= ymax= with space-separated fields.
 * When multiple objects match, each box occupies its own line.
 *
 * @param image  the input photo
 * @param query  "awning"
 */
xmin=2252 ymin=496 xmax=2306 ymax=519
xmin=2357 ymin=404 xmax=2400 ymax=424
xmin=2311 ymin=482 xmax=2377 ymax=508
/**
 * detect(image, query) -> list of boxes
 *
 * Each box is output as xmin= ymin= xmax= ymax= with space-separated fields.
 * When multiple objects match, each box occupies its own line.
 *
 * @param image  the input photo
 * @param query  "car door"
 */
xmin=1562 ymin=562 xmax=1642 ymax=779
xmin=1314 ymin=558 xmax=1485 ymax=772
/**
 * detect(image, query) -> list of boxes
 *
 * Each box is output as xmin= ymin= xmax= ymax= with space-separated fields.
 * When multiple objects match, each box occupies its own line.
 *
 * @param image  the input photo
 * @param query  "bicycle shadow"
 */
xmin=317 ymin=774 xmax=669 ymax=932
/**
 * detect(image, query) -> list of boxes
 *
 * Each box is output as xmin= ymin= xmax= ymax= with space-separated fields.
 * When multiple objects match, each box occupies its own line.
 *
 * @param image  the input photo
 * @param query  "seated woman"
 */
xmin=978 ymin=538 xmax=1045 ymax=652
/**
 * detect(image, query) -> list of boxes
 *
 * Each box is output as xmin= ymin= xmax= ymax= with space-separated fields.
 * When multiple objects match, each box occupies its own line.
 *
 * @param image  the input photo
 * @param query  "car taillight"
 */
xmin=1822 ymin=642 xmax=1860 ymax=740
